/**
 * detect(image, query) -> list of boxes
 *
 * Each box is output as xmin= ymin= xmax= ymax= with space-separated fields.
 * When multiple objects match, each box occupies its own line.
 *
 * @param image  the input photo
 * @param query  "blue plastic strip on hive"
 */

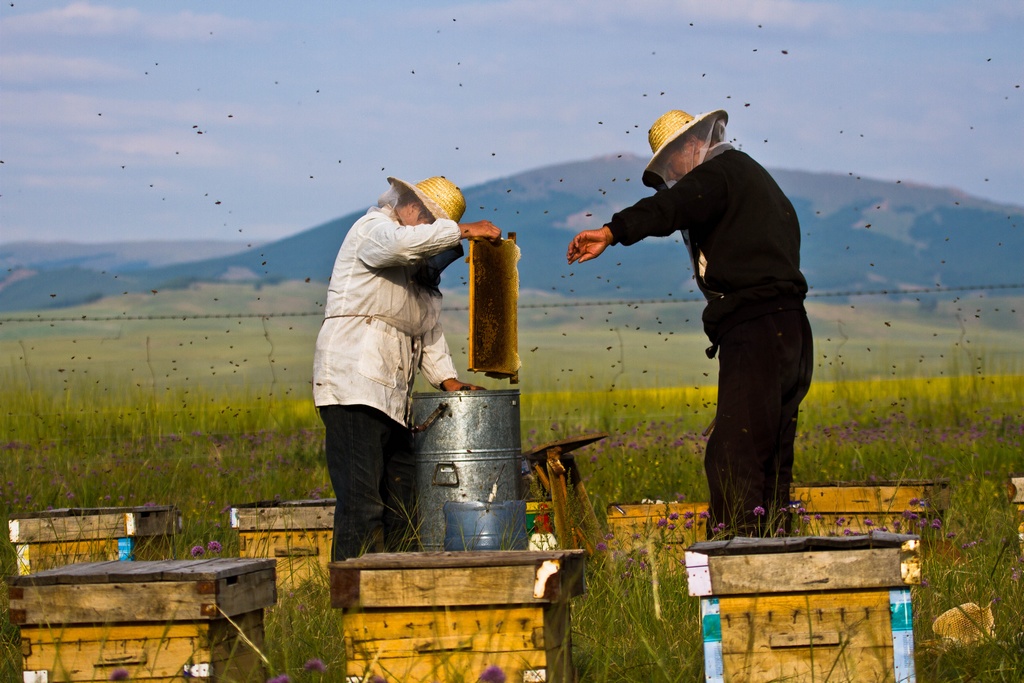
xmin=701 ymin=597 xmax=725 ymax=682
xmin=890 ymin=588 xmax=916 ymax=683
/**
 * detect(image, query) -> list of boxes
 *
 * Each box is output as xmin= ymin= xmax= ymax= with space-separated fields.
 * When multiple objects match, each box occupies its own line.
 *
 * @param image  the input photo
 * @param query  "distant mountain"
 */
xmin=1 ymin=153 xmax=1021 ymax=312
xmin=1 ymin=240 xmax=257 ymax=273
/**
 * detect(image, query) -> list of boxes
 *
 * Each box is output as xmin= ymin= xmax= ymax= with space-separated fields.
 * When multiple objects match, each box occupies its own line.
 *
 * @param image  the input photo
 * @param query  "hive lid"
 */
xmin=11 ymin=505 xmax=178 ymax=519
xmin=688 ymin=531 xmax=920 ymax=556
xmin=8 ymin=558 xmax=277 ymax=586
xmin=230 ymin=498 xmax=336 ymax=509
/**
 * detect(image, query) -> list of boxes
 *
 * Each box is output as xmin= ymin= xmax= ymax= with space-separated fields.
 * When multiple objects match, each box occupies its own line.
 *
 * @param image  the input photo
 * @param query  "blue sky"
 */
xmin=1 ymin=1 xmax=1022 ymax=244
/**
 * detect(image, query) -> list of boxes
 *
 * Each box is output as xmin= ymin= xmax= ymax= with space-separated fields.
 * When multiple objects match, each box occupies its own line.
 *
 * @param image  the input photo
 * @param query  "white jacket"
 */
xmin=312 ymin=207 xmax=462 ymax=425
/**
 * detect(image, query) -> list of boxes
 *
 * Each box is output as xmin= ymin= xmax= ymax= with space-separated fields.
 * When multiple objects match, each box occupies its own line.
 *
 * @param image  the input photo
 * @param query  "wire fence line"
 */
xmin=1 ymin=283 xmax=1021 ymax=325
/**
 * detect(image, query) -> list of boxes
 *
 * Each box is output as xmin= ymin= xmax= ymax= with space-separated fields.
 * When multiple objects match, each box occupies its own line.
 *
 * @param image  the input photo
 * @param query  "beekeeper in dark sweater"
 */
xmin=566 ymin=108 xmax=813 ymax=538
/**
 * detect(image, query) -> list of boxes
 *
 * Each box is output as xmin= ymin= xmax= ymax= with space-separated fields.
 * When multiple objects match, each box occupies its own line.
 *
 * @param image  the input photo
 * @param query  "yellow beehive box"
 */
xmin=685 ymin=532 xmax=920 ymax=683
xmin=331 ymin=549 xmax=586 ymax=683
xmin=231 ymin=498 xmax=334 ymax=588
xmin=1008 ymin=474 xmax=1024 ymax=548
xmin=790 ymin=479 xmax=950 ymax=536
xmin=606 ymin=501 xmax=709 ymax=569
xmin=9 ymin=506 xmax=181 ymax=575
xmin=8 ymin=558 xmax=277 ymax=682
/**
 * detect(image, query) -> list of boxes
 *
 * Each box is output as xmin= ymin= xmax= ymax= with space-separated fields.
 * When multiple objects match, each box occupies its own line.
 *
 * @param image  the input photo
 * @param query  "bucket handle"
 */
xmin=432 ymin=463 xmax=459 ymax=487
xmin=411 ymin=402 xmax=449 ymax=434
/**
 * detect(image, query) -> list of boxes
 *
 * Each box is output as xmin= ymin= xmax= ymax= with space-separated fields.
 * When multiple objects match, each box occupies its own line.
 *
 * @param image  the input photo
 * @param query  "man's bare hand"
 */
xmin=567 ymin=226 xmax=613 ymax=264
xmin=441 ymin=378 xmax=485 ymax=391
xmin=459 ymin=220 xmax=502 ymax=244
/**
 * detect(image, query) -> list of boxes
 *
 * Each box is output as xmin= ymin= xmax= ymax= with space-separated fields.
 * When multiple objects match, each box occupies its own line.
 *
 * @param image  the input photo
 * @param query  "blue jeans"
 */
xmin=319 ymin=404 xmax=418 ymax=561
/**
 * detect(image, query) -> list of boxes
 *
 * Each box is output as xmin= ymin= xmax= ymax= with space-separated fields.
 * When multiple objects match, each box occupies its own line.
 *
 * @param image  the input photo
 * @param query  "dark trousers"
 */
xmin=319 ymin=404 xmax=418 ymax=561
xmin=705 ymin=309 xmax=813 ymax=537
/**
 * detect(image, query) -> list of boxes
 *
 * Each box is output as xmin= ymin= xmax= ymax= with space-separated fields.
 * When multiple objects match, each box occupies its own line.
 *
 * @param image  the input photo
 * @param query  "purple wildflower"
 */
xmin=190 ymin=545 xmax=205 ymax=558
xmin=753 ymin=506 xmax=766 ymax=517
xmin=303 ymin=659 xmax=326 ymax=673
xmin=206 ymin=540 xmax=222 ymax=554
xmin=266 ymin=675 xmax=291 ymax=683
xmin=596 ymin=542 xmax=608 ymax=552
xmin=656 ymin=517 xmax=668 ymax=528
xmin=109 ymin=669 xmax=130 ymax=681
xmin=479 ymin=664 xmax=507 ymax=683
xmin=930 ymin=518 xmax=942 ymax=529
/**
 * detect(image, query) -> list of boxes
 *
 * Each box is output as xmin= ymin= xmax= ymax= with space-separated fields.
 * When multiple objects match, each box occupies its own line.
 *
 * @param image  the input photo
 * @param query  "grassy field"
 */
xmin=2 ymin=285 xmax=1023 ymax=681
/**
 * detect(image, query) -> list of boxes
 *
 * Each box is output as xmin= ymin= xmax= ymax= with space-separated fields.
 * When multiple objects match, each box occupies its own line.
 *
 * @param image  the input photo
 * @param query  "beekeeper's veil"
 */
xmin=378 ymin=176 xmax=466 ymax=224
xmin=377 ymin=176 xmax=468 ymax=293
xmin=642 ymin=109 xmax=729 ymax=189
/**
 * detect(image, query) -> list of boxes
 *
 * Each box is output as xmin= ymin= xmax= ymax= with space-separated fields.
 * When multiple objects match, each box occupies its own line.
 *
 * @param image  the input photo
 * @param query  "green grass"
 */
xmin=2 ymin=370 xmax=1024 ymax=681
xmin=2 ymin=286 xmax=1023 ymax=680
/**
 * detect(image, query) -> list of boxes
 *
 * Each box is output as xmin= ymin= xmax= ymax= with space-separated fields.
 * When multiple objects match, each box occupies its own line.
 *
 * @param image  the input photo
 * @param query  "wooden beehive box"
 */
xmin=331 ymin=549 xmax=586 ymax=683
xmin=1008 ymin=474 xmax=1024 ymax=548
xmin=8 ymin=558 xmax=277 ymax=682
xmin=231 ymin=498 xmax=334 ymax=588
xmin=790 ymin=479 xmax=949 ymax=536
xmin=9 ymin=506 xmax=181 ymax=575
xmin=686 ymin=532 xmax=920 ymax=683
xmin=606 ymin=501 xmax=709 ymax=568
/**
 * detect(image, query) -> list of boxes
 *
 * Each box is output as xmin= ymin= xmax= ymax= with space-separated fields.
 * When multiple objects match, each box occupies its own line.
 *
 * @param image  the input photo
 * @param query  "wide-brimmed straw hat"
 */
xmin=643 ymin=109 xmax=728 ymax=186
xmin=387 ymin=176 xmax=466 ymax=223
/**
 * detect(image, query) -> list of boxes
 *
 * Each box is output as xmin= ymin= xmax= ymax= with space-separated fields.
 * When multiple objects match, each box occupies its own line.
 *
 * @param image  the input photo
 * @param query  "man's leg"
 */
xmin=767 ymin=311 xmax=814 ymax=532
xmin=381 ymin=425 xmax=418 ymax=552
xmin=320 ymin=404 xmax=391 ymax=561
xmin=706 ymin=313 xmax=800 ymax=537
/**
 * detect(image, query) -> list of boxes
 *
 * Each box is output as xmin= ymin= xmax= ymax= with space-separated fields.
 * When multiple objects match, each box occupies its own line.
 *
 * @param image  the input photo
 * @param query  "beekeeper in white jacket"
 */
xmin=313 ymin=175 xmax=501 ymax=560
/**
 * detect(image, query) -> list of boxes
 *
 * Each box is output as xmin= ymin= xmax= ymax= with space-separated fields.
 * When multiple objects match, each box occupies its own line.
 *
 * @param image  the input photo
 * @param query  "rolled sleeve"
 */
xmin=358 ymin=217 xmax=461 ymax=269
xmin=419 ymin=320 xmax=458 ymax=388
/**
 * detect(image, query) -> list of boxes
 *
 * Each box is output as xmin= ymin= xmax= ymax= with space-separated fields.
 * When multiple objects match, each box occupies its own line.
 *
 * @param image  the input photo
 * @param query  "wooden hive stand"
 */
xmin=685 ymin=532 xmax=921 ymax=683
xmin=231 ymin=498 xmax=335 ymax=589
xmin=9 ymin=558 xmax=277 ymax=682
xmin=331 ymin=549 xmax=586 ymax=683
xmin=8 ymin=506 xmax=181 ymax=576
xmin=523 ymin=433 xmax=606 ymax=553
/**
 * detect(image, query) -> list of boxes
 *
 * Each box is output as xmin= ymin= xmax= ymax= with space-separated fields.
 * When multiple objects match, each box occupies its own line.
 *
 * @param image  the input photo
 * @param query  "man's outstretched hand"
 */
xmin=567 ymin=226 xmax=613 ymax=264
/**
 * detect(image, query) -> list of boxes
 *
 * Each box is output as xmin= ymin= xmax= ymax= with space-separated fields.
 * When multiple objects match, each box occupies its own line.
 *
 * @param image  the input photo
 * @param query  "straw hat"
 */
xmin=643 ymin=109 xmax=728 ymax=186
xmin=388 ymin=176 xmax=466 ymax=223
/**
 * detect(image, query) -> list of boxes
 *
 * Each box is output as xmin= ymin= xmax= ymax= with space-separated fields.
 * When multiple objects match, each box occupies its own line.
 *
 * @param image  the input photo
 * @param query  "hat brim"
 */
xmin=387 ymin=176 xmax=449 ymax=221
xmin=642 ymin=110 xmax=727 ymax=187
